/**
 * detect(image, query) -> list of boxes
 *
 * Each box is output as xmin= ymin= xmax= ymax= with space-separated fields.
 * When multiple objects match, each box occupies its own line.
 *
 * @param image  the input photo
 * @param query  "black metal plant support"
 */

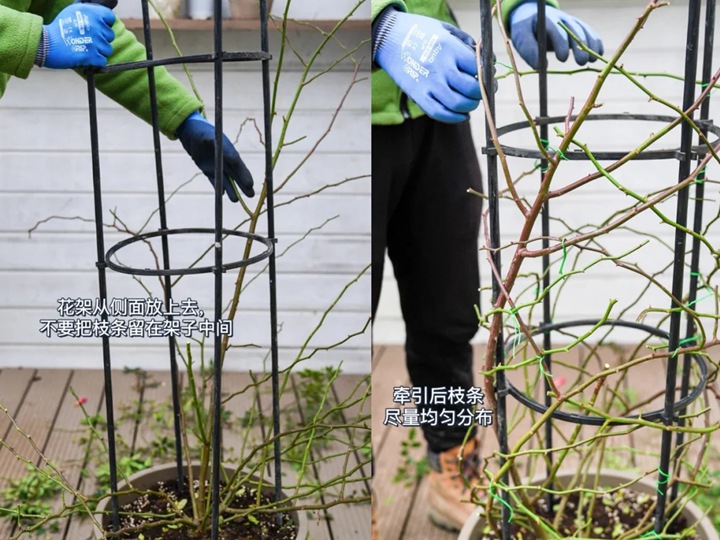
xmin=83 ymin=1 xmax=280 ymax=538
xmin=479 ymin=1 xmax=716 ymax=538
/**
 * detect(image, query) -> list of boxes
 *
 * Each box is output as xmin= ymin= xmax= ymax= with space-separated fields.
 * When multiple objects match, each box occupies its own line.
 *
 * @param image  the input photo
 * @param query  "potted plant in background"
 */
xmin=0 ymin=0 xmax=370 ymax=539
xmin=457 ymin=0 xmax=720 ymax=538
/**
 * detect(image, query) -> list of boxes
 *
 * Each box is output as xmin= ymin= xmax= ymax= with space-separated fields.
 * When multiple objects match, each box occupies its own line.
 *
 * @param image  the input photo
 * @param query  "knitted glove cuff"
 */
xmin=372 ymin=6 xmax=399 ymax=64
xmin=34 ymin=27 xmax=49 ymax=68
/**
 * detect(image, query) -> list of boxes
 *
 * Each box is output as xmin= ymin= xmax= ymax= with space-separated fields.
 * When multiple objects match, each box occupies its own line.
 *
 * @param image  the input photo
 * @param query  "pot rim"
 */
xmin=94 ymin=461 xmax=308 ymax=540
xmin=458 ymin=468 xmax=719 ymax=540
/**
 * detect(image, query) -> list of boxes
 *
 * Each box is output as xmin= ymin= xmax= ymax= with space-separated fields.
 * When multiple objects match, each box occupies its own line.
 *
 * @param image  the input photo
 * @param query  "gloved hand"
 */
xmin=509 ymin=2 xmax=603 ymax=70
xmin=373 ymin=8 xmax=481 ymax=123
xmin=176 ymin=111 xmax=255 ymax=201
xmin=38 ymin=2 xmax=116 ymax=69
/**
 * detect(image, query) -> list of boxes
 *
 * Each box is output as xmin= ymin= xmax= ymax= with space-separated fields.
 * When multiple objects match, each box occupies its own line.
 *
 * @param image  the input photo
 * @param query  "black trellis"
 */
xmin=479 ymin=0 xmax=715 ymax=538
xmin=83 ymin=1 xmax=280 ymax=538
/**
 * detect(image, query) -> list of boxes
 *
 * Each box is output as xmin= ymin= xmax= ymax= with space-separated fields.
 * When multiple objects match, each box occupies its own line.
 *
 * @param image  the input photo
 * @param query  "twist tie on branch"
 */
xmin=489 ymin=482 xmax=514 ymax=522
xmin=695 ymin=167 xmax=707 ymax=184
xmin=700 ymin=81 xmax=715 ymax=96
xmin=533 ymin=159 xmax=549 ymax=172
xmin=538 ymin=355 xmax=551 ymax=378
xmin=508 ymin=309 xmax=521 ymax=359
xmin=672 ymin=335 xmax=699 ymax=358
xmin=642 ymin=531 xmax=663 ymax=539
xmin=540 ymin=138 xmax=568 ymax=161
xmin=558 ymin=238 xmax=568 ymax=275
xmin=686 ymin=287 xmax=714 ymax=307
xmin=656 ymin=467 xmax=670 ymax=495
xmin=494 ymin=60 xmax=513 ymax=71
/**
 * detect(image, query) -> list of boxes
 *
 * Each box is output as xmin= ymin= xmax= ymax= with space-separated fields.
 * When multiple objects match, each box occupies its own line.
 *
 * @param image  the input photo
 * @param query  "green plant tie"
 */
xmin=540 ymin=138 xmax=568 ymax=161
xmin=673 ymin=335 xmax=699 ymax=357
xmin=657 ymin=467 xmax=670 ymax=495
xmin=686 ymin=287 xmax=713 ymax=307
xmin=558 ymin=238 xmax=568 ymax=275
xmin=538 ymin=355 xmax=550 ymax=377
xmin=642 ymin=531 xmax=662 ymax=539
xmin=489 ymin=483 xmax=514 ymax=522
xmin=510 ymin=309 xmax=521 ymax=359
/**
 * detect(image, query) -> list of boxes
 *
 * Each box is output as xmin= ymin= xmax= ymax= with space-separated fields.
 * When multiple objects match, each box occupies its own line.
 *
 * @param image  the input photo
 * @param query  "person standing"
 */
xmin=1 ymin=1 xmax=254 ymax=200
xmin=371 ymin=0 xmax=603 ymax=531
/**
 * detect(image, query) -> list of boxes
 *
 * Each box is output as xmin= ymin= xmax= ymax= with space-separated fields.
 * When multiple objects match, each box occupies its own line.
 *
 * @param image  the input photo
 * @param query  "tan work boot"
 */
xmin=427 ymin=438 xmax=482 ymax=531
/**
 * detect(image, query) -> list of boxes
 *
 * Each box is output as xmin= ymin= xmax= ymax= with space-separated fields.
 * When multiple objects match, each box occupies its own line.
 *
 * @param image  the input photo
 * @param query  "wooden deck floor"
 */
xmin=373 ymin=344 xmax=720 ymax=540
xmin=0 ymin=367 xmax=370 ymax=540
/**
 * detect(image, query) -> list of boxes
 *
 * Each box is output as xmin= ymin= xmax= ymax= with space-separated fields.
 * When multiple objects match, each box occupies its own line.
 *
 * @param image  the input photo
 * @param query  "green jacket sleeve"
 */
xmin=32 ymin=0 xmax=202 ymax=139
xmin=92 ymin=19 xmax=203 ymax=140
xmin=372 ymin=0 xmax=406 ymax=21
xmin=0 ymin=6 xmax=43 ymax=80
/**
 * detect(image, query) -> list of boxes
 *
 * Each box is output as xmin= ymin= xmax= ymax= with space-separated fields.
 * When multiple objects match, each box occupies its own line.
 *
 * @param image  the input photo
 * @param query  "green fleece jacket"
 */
xmin=0 ymin=1 xmax=202 ymax=138
xmin=371 ymin=0 xmax=559 ymax=125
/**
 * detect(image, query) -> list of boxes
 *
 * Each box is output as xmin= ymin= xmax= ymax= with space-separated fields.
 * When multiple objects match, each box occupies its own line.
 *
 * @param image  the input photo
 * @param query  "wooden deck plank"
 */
xmin=32 ymin=369 xmax=108 ymax=540
xmin=63 ymin=369 xmax=149 ymax=540
xmin=130 ymin=370 xmax=179 ymax=462
xmin=221 ymin=371 xmax=266 ymax=468
xmin=371 ymin=345 xmax=422 ymax=540
xmin=0 ymin=369 xmax=37 ymax=452
xmin=317 ymin=373 xmax=371 ymax=539
xmin=0 ymin=369 xmax=72 ymax=539
xmin=260 ymin=369 xmax=333 ymax=540
xmin=402 ymin=477 xmax=457 ymax=540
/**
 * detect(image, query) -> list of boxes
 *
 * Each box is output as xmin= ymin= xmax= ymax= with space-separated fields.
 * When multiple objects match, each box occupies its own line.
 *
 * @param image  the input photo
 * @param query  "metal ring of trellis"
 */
xmin=105 ymin=228 xmax=274 ymax=276
xmin=83 ymin=1 xmax=281 ymax=539
xmin=486 ymin=114 xmax=720 ymax=161
xmin=479 ymin=0 xmax=716 ymax=538
xmin=502 ymin=319 xmax=709 ymax=427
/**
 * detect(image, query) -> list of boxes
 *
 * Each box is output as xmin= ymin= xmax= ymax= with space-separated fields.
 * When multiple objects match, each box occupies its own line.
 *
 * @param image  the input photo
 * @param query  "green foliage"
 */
xmin=95 ymin=454 xmax=152 ymax=495
xmin=0 ymin=464 xmax=62 ymax=535
xmin=392 ymin=428 xmax=428 ymax=486
xmin=688 ymin=469 xmax=720 ymax=532
xmin=295 ymin=366 xmax=345 ymax=426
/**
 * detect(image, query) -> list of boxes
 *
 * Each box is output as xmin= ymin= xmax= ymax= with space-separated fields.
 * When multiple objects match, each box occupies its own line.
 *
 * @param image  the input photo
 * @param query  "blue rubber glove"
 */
xmin=373 ymin=8 xmax=481 ymax=123
xmin=176 ymin=112 xmax=255 ymax=202
xmin=509 ymin=2 xmax=603 ymax=70
xmin=39 ymin=2 xmax=116 ymax=69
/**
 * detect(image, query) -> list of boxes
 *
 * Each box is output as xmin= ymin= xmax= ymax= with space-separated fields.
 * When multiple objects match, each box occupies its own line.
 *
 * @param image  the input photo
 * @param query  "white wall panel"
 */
xmin=374 ymin=0 xmax=720 ymax=345
xmin=0 ymin=25 xmax=371 ymax=373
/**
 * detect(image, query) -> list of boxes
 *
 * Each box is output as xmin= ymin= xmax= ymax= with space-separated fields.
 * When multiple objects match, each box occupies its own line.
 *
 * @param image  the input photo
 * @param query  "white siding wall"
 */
xmin=374 ymin=0 xmax=720 ymax=343
xmin=0 ymin=24 xmax=371 ymax=372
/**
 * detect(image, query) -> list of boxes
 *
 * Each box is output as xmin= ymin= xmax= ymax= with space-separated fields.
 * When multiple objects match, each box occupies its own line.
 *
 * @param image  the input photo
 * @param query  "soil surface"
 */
xmin=109 ymin=477 xmax=298 ymax=540
xmin=478 ymin=488 xmax=700 ymax=539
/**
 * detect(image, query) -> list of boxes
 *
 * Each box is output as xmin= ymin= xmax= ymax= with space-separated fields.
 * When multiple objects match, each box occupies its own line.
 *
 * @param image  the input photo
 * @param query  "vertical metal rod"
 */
xmin=210 ymin=0 xmax=225 ymax=537
xmin=480 ymin=2 xmax=510 ymax=538
xmin=139 ymin=0 xmax=185 ymax=493
xmin=654 ymin=0 xmax=702 ymax=532
xmin=671 ymin=0 xmax=715 ymax=503
xmin=86 ymin=72 xmax=120 ymax=531
xmin=259 ymin=0 xmax=284 ymax=516
xmin=536 ymin=0 xmax=554 ymax=509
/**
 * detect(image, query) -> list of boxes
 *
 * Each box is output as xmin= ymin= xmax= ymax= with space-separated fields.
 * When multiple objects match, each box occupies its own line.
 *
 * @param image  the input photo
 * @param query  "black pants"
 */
xmin=372 ymin=116 xmax=483 ymax=453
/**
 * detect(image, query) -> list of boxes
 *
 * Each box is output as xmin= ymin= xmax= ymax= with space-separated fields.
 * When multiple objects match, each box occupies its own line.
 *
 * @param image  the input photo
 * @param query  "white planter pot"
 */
xmin=115 ymin=0 xmax=185 ymax=19
xmin=95 ymin=462 xmax=308 ymax=539
xmin=188 ymin=0 xmax=231 ymax=19
xmin=270 ymin=0 xmax=369 ymax=20
xmin=458 ymin=469 xmax=720 ymax=540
